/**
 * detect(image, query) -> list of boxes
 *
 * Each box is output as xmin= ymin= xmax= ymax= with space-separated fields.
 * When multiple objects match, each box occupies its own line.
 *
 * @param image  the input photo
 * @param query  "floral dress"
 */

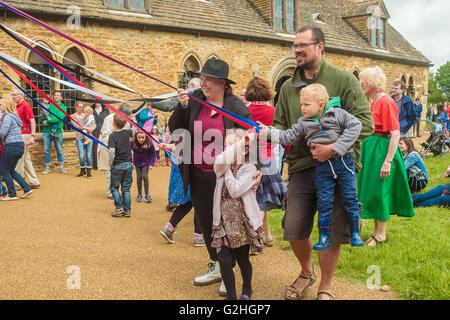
xmin=211 ymin=167 xmax=264 ymax=253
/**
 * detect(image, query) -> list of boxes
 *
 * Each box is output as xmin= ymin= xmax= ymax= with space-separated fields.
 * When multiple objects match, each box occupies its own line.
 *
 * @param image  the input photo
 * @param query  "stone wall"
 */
xmin=0 ymin=17 xmax=429 ymax=169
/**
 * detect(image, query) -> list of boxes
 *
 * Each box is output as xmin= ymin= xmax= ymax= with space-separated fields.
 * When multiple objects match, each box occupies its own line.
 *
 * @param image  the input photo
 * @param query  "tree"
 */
xmin=428 ymin=72 xmax=445 ymax=104
xmin=435 ymin=61 xmax=450 ymax=98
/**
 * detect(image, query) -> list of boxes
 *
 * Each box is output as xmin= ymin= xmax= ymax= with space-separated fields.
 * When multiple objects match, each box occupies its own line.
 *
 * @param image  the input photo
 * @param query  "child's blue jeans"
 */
xmin=315 ymin=153 xmax=360 ymax=233
xmin=110 ymin=162 xmax=133 ymax=212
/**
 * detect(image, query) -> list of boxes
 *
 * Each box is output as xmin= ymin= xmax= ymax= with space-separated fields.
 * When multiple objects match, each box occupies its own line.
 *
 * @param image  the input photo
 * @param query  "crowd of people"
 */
xmin=0 ymin=25 xmax=449 ymax=300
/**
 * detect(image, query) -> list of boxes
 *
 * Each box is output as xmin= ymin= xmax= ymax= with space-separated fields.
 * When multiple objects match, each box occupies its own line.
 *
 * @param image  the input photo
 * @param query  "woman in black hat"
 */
xmin=169 ymin=58 xmax=261 ymax=294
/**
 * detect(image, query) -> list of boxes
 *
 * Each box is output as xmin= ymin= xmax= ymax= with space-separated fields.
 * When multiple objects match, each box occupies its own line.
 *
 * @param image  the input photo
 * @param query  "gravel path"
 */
xmin=0 ymin=166 xmax=399 ymax=300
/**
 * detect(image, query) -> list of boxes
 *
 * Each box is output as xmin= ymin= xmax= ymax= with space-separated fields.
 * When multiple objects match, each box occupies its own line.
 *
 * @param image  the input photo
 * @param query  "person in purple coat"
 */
xmin=131 ymin=131 xmax=156 ymax=203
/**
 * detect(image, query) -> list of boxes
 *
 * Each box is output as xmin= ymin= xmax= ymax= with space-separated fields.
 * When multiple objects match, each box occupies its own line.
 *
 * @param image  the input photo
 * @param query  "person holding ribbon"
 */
xmin=98 ymin=103 xmax=133 ymax=199
xmin=41 ymin=90 xmax=67 ymax=175
xmin=0 ymin=99 xmax=33 ymax=200
xmin=169 ymin=58 xmax=261 ymax=294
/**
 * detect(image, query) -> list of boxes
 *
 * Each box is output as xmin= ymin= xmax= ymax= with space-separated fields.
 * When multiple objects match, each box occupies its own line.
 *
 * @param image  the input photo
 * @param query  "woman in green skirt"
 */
xmin=357 ymin=67 xmax=414 ymax=247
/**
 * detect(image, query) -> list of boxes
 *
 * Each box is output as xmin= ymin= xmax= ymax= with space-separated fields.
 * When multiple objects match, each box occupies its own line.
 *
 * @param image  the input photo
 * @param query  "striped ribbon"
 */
xmin=0 ymin=66 xmax=109 ymax=149
xmin=0 ymin=0 xmax=261 ymax=132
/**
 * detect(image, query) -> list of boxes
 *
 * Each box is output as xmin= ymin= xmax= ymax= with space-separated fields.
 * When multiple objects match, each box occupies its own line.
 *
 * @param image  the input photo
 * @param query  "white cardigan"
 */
xmin=213 ymin=143 xmax=263 ymax=231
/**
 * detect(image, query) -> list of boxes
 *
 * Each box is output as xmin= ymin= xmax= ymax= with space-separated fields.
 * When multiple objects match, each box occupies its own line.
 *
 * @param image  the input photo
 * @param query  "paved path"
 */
xmin=0 ymin=166 xmax=398 ymax=300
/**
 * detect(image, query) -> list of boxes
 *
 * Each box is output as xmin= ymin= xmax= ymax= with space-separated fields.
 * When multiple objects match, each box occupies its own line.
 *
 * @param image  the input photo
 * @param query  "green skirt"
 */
xmin=357 ymin=135 xmax=414 ymax=221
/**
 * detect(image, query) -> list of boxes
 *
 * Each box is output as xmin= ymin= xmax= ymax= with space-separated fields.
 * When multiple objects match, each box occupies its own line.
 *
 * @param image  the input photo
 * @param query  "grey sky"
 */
xmin=384 ymin=0 xmax=449 ymax=72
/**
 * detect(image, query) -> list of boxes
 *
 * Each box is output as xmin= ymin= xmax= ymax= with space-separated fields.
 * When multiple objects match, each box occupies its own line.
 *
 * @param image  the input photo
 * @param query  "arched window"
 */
xmin=272 ymin=57 xmax=296 ymax=106
xmin=401 ymin=74 xmax=407 ymax=85
xmin=407 ymin=76 xmax=415 ymax=98
xmin=60 ymin=47 xmax=89 ymax=131
xmin=25 ymin=45 xmax=55 ymax=133
xmin=178 ymin=54 xmax=201 ymax=89
xmin=352 ymin=69 xmax=360 ymax=80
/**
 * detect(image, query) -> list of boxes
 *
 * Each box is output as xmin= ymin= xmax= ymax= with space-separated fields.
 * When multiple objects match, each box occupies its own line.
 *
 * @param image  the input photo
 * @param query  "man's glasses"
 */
xmin=291 ymin=42 xmax=318 ymax=51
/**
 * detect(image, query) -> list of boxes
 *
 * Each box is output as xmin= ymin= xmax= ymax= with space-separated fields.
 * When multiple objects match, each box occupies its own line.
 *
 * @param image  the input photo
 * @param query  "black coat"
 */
xmin=92 ymin=105 xmax=110 ymax=138
xmin=169 ymin=89 xmax=252 ymax=194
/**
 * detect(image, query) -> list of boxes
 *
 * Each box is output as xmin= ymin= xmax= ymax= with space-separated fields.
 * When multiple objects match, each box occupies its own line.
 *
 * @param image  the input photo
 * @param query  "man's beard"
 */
xmin=296 ymin=53 xmax=316 ymax=70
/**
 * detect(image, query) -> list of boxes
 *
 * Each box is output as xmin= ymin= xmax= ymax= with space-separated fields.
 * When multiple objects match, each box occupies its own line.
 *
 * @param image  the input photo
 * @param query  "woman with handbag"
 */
xmin=399 ymin=138 xmax=428 ymax=193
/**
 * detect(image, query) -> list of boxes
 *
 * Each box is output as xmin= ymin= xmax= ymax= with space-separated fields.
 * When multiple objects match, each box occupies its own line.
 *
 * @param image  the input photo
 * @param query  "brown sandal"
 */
xmin=284 ymin=267 xmax=317 ymax=300
xmin=316 ymin=290 xmax=335 ymax=300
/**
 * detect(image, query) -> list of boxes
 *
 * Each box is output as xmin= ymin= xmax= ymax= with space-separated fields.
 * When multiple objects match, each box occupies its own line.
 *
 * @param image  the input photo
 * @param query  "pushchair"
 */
xmin=420 ymin=120 xmax=450 ymax=157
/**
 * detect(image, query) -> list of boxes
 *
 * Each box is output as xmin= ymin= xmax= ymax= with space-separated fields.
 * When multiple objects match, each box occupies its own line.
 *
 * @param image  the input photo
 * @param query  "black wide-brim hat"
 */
xmin=193 ymin=58 xmax=236 ymax=84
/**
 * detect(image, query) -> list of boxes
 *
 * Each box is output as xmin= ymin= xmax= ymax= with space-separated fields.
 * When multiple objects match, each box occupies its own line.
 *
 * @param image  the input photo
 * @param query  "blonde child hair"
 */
xmin=300 ymin=83 xmax=329 ymax=106
xmin=84 ymin=105 xmax=93 ymax=115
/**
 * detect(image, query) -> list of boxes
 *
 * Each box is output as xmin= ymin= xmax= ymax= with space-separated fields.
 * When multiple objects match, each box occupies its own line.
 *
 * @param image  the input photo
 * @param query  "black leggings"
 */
xmin=169 ymin=201 xmax=202 ymax=235
xmin=135 ymin=166 xmax=149 ymax=195
xmin=217 ymin=245 xmax=252 ymax=300
xmin=189 ymin=166 xmax=217 ymax=261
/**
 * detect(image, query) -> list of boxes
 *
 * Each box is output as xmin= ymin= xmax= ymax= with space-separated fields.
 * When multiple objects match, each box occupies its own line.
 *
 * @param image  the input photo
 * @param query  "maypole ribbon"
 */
xmin=7 ymin=64 xmax=85 ymax=128
xmin=0 ymin=1 xmax=261 ymax=132
xmin=0 ymin=39 xmax=175 ymax=160
xmin=0 ymin=66 xmax=109 ymax=149
xmin=2 ymin=25 xmax=141 ymax=95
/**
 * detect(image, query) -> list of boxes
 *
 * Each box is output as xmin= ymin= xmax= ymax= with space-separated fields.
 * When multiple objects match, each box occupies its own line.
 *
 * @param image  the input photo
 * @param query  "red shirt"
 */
xmin=248 ymin=101 xmax=275 ymax=159
xmin=371 ymin=95 xmax=400 ymax=133
xmin=192 ymin=106 xmax=225 ymax=172
xmin=16 ymin=99 xmax=35 ymax=134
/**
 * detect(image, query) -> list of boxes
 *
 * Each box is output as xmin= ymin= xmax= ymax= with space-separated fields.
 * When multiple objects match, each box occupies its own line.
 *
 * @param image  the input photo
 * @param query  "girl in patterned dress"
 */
xmin=211 ymin=129 xmax=263 ymax=300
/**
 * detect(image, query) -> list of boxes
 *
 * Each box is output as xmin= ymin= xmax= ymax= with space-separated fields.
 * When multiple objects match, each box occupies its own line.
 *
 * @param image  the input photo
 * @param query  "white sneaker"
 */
xmin=194 ymin=261 xmax=222 ymax=286
xmin=21 ymin=190 xmax=33 ymax=199
xmin=218 ymin=280 xmax=227 ymax=297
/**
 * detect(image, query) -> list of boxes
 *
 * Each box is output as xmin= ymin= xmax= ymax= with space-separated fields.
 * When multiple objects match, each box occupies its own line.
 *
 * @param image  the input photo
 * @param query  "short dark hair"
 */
xmin=437 ymin=104 xmax=445 ymax=113
xmin=113 ymin=114 xmax=127 ymax=130
xmin=393 ymin=80 xmax=406 ymax=91
xmin=245 ymin=77 xmax=274 ymax=102
xmin=297 ymin=26 xmax=326 ymax=51
xmin=53 ymin=90 xmax=63 ymax=97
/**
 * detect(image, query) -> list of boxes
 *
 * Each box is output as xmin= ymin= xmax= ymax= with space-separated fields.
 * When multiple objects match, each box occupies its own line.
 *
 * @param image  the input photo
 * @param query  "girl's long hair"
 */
xmin=131 ymin=132 xmax=151 ymax=150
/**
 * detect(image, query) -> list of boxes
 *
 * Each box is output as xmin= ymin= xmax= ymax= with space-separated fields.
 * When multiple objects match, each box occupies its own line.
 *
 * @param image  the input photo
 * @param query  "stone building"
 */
xmin=0 ymin=0 xmax=430 ymax=170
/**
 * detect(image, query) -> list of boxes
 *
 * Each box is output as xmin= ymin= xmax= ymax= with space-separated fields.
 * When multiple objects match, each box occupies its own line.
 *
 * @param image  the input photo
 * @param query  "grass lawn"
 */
xmin=268 ymin=155 xmax=449 ymax=300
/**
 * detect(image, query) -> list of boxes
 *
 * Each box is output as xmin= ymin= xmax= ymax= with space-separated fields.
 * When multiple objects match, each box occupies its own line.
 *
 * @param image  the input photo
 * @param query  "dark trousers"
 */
xmin=217 ymin=245 xmax=252 ymax=300
xmin=0 ymin=143 xmax=31 ymax=197
xmin=189 ymin=166 xmax=217 ymax=261
xmin=135 ymin=166 xmax=149 ymax=196
xmin=315 ymin=154 xmax=360 ymax=234
xmin=169 ymin=201 xmax=202 ymax=234
xmin=92 ymin=141 xmax=98 ymax=169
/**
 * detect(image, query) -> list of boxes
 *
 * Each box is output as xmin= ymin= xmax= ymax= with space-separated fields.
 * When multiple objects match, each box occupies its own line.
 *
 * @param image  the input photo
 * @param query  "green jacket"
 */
xmin=273 ymin=58 xmax=374 ymax=174
xmin=42 ymin=102 xmax=67 ymax=133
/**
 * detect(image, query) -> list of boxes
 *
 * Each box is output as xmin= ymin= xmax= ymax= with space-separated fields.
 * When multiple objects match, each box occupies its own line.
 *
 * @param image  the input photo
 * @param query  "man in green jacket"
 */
xmin=41 ymin=90 xmax=67 ymax=174
xmin=274 ymin=26 xmax=374 ymax=300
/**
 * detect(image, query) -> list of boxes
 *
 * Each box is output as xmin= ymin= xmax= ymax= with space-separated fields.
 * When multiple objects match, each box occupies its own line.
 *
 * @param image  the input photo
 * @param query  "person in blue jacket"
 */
xmin=391 ymin=81 xmax=416 ymax=137
xmin=413 ymin=98 xmax=423 ymax=137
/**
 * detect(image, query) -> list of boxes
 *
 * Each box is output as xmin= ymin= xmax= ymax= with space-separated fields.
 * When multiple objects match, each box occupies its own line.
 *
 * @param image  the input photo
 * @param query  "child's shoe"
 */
xmin=145 ymin=195 xmax=152 ymax=203
xmin=351 ymin=231 xmax=364 ymax=247
xmin=313 ymin=232 xmax=331 ymax=250
xmin=123 ymin=210 xmax=131 ymax=218
xmin=136 ymin=195 xmax=142 ymax=202
xmin=155 ymin=159 xmax=160 ymax=167
xmin=111 ymin=208 xmax=124 ymax=217
xmin=193 ymin=233 xmax=205 ymax=247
